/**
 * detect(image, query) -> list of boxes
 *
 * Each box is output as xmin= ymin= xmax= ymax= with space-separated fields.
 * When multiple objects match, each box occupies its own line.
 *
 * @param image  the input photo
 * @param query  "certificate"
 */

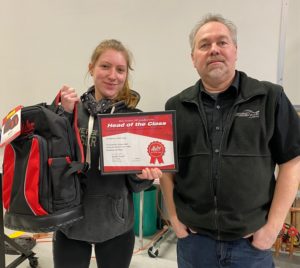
xmin=97 ymin=111 xmax=178 ymax=174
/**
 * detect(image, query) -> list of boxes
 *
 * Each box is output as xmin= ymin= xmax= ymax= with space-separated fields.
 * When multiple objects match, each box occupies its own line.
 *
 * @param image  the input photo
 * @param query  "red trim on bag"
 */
xmin=66 ymin=156 xmax=71 ymax=164
xmin=48 ymin=158 xmax=53 ymax=166
xmin=3 ymin=144 xmax=15 ymax=210
xmin=54 ymin=91 xmax=61 ymax=106
xmin=54 ymin=92 xmax=84 ymax=164
xmin=24 ymin=137 xmax=48 ymax=215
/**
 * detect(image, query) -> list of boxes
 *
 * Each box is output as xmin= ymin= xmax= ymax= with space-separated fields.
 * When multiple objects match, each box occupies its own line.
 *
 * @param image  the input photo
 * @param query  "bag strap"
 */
xmin=53 ymin=91 xmax=85 ymax=166
xmin=65 ymin=161 xmax=88 ymax=178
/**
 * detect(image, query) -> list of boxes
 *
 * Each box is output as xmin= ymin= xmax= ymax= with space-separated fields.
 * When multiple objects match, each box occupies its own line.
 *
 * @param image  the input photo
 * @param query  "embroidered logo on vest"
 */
xmin=235 ymin=109 xmax=260 ymax=119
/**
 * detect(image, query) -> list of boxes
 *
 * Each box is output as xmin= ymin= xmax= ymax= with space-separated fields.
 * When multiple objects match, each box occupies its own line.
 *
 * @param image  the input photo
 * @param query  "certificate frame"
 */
xmin=97 ymin=111 xmax=178 ymax=175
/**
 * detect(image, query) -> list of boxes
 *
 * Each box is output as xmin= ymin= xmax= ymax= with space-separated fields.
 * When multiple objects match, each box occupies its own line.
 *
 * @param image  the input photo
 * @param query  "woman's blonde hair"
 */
xmin=89 ymin=39 xmax=138 ymax=108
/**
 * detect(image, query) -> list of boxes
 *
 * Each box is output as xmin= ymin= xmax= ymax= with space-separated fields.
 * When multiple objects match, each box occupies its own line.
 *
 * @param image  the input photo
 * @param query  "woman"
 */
xmin=53 ymin=39 xmax=161 ymax=268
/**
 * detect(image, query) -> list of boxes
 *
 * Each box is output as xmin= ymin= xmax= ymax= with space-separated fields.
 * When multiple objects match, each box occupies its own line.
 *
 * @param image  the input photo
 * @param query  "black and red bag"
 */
xmin=2 ymin=98 xmax=86 ymax=232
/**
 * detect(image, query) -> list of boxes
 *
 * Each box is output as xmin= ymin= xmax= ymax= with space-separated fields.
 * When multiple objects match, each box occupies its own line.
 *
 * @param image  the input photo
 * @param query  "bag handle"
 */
xmin=53 ymin=91 xmax=85 ymax=165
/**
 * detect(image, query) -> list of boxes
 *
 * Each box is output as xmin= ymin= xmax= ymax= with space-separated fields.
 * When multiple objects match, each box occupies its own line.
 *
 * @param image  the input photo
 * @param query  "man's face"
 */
xmin=191 ymin=21 xmax=237 ymax=86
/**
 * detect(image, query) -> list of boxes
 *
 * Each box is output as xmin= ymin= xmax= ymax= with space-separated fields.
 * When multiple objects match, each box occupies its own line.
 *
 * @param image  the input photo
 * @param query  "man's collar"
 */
xmin=199 ymin=71 xmax=239 ymax=95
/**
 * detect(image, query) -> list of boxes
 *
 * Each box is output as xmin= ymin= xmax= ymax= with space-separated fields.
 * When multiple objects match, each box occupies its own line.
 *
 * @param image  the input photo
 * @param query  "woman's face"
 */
xmin=90 ymin=49 xmax=128 ymax=101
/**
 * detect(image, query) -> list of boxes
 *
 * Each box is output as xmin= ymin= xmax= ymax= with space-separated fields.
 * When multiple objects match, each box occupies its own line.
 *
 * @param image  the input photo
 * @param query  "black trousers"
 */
xmin=53 ymin=229 xmax=135 ymax=268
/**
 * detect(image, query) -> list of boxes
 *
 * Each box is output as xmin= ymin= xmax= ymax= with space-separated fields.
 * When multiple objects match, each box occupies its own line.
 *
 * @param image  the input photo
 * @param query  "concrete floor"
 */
xmin=4 ymin=229 xmax=300 ymax=268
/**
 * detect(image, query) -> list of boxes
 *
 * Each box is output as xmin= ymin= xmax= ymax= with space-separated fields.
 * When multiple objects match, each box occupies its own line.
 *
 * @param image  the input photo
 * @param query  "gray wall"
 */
xmin=0 ymin=0 xmax=299 ymax=161
xmin=283 ymin=0 xmax=300 ymax=102
xmin=0 ymin=0 xmax=285 ymax=116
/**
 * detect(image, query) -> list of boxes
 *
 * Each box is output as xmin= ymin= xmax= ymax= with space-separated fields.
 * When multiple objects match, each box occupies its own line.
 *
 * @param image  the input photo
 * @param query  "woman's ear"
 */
xmin=88 ymin=63 xmax=93 ymax=76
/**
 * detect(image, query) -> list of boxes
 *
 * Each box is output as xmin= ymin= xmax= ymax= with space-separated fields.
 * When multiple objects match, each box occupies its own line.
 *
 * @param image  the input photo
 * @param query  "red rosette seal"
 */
xmin=147 ymin=141 xmax=165 ymax=164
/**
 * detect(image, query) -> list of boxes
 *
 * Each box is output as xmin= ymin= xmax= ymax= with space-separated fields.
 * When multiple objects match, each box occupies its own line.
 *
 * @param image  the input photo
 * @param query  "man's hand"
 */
xmin=170 ymin=217 xmax=189 ymax=239
xmin=251 ymin=224 xmax=279 ymax=250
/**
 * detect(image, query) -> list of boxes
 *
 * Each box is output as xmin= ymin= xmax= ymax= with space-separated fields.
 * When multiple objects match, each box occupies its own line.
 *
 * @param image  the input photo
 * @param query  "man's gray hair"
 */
xmin=189 ymin=14 xmax=237 ymax=52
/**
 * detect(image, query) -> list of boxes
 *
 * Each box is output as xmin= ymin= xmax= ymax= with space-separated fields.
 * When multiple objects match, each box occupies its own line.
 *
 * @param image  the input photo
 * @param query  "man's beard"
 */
xmin=207 ymin=67 xmax=227 ymax=81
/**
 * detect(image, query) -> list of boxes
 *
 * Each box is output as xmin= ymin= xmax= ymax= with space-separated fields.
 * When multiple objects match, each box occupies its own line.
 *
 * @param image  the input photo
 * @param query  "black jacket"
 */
xmin=166 ymin=71 xmax=300 ymax=240
xmin=62 ymin=87 xmax=153 ymax=243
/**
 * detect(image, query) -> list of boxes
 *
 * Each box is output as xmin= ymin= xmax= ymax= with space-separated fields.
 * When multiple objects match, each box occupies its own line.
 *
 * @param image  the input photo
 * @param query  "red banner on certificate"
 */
xmin=98 ymin=111 xmax=178 ymax=174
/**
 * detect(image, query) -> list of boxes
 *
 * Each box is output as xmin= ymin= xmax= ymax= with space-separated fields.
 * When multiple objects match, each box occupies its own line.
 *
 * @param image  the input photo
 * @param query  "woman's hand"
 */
xmin=136 ymin=168 xmax=162 ymax=180
xmin=60 ymin=85 xmax=80 ymax=113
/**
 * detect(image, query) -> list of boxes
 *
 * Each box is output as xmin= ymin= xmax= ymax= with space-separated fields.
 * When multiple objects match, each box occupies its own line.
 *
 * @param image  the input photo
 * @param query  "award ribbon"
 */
xmin=147 ymin=141 xmax=165 ymax=164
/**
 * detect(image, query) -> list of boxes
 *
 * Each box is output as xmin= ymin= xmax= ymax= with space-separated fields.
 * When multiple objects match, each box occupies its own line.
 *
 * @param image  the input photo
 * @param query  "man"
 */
xmin=160 ymin=14 xmax=300 ymax=268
